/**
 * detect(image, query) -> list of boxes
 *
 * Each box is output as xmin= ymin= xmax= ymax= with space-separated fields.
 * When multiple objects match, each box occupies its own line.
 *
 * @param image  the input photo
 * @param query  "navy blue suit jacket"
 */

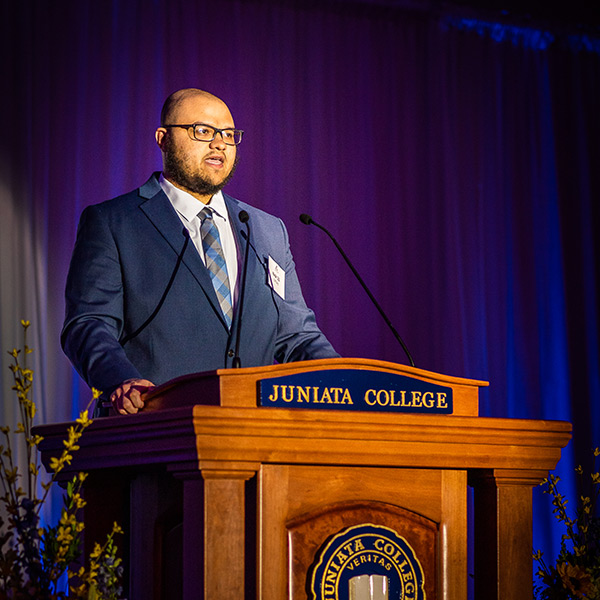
xmin=62 ymin=173 xmax=338 ymax=402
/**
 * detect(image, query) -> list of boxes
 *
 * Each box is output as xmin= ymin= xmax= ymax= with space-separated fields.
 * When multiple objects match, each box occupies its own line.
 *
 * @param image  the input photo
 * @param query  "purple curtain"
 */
xmin=2 ymin=0 xmax=598 ymax=588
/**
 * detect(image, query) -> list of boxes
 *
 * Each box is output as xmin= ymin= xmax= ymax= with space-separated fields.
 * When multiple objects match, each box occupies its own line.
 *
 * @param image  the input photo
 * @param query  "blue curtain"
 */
xmin=1 ymin=0 xmax=598 ymax=589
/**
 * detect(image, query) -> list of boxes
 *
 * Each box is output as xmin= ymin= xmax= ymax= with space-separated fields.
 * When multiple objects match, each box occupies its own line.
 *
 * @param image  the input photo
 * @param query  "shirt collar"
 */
xmin=159 ymin=173 xmax=228 ymax=222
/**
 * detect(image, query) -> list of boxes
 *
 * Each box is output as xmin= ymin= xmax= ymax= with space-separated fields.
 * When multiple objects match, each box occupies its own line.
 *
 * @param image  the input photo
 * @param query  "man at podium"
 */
xmin=61 ymin=88 xmax=338 ymax=416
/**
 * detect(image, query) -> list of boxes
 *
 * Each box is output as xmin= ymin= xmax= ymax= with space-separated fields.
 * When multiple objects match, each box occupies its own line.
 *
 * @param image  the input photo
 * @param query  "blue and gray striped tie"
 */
xmin=199 ymin=207 xmax=233 ymax=328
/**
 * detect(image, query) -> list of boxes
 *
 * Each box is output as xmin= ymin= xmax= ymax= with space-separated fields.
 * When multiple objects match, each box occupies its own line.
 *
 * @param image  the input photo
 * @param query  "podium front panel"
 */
xmin=258 ymin=464 xmax=468 ymax=599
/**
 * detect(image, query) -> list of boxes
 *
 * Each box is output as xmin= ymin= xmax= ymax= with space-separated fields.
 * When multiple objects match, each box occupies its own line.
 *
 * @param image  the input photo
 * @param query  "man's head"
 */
xmin=155 ymin=89 xmax=240 ymax=203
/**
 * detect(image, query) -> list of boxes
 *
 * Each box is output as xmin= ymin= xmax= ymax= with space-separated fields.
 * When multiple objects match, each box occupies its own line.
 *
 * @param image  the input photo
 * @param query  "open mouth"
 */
xmin=205 ymin=154 xmax=225 ymax=168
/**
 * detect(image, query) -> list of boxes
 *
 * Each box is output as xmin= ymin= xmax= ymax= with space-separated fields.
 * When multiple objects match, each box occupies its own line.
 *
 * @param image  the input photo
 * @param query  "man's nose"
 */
xmin=209 ymin=132 xmax=227 ymax=150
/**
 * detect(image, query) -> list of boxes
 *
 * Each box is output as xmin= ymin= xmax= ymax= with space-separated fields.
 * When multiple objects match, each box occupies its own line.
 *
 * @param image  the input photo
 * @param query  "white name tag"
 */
xmin=268 ymin=256 xmax=285 ymax=299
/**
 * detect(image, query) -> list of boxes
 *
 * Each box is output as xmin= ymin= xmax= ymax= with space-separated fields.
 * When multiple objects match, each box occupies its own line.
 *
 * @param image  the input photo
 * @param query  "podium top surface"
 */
xmin=143 ymin=357 xmax=488 ymax=416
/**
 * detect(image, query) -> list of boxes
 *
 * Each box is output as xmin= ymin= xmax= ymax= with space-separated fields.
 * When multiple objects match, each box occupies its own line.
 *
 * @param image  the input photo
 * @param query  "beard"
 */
xmin=163 ymin=147 xmax=239 ymax=197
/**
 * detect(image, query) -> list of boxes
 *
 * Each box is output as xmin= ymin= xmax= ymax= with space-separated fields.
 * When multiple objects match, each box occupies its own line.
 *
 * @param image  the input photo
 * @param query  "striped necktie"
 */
xmin=199 ymin=207 xmax=233 ymax=328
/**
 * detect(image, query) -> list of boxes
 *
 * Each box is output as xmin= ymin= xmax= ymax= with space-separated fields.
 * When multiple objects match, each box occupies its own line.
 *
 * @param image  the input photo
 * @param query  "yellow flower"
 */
xmin=90 ymin=542 xmax=103 ymax=560
xmin=76 ymin=410 xmax=90 ymax=426
xmin=112 ymin=522 xmax=124 ymax=535
xmin=73 ymin=493 xmax=86 ymax=510
xmin=557 ymin=562 xmax=595 ymax=598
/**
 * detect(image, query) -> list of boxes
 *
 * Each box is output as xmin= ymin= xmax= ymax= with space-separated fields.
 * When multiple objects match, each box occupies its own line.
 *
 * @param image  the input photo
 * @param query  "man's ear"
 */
xmin=155 ymin=127 xmax=167 ymax=150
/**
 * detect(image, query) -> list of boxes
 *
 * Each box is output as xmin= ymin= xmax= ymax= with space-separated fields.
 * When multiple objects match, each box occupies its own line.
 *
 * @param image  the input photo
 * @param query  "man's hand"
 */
xmin=110 ymin=378 xmax=155 ymax=415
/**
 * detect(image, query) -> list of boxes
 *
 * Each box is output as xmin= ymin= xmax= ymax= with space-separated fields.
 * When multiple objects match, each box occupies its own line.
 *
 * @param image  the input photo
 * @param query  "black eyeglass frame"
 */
xmin=162 ymin=122 xmax=244 ymax=146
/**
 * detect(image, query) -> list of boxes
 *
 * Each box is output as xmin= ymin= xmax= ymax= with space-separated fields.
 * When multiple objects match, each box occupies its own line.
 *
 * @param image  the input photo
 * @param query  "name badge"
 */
xmin=268 ymin=256 xmax=285 ymax=299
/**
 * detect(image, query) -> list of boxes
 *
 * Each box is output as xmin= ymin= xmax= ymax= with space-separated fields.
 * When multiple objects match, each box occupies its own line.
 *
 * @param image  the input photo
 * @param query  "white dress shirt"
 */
xmin=159 ymin=174 xmax=239 ymax=303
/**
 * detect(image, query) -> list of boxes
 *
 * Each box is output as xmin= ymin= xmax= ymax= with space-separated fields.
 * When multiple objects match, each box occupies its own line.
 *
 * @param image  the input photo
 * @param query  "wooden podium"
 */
xmin=36 ymin=358 xmax=571 ymax=600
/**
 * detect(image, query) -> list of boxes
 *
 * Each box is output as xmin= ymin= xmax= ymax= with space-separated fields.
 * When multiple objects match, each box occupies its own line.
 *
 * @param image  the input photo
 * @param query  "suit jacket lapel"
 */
xmin=138 ymin=175 xmax=228 ymax=328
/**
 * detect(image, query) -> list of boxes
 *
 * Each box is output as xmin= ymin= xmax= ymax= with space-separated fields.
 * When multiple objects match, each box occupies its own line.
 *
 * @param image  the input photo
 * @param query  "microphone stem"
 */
xmin=232 ymin=219 xmax=251 ymax=368
xmin=311 ymin=220 xmax=415 ymax=367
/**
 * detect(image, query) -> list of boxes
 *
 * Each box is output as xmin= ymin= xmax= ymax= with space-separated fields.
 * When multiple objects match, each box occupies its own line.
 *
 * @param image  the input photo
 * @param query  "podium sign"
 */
xmin=259 ymin=369 xmax=453 ymax=414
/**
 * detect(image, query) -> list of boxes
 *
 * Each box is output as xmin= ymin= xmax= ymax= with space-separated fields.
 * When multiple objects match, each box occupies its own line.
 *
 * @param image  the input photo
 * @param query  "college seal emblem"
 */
xmin=309 ymin=523 xmax=425 ymax=600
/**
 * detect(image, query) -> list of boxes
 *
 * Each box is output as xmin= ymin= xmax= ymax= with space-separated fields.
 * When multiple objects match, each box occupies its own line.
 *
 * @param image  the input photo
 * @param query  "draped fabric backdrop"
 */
xmin=1 ymin=0 xmax=599 ymax=589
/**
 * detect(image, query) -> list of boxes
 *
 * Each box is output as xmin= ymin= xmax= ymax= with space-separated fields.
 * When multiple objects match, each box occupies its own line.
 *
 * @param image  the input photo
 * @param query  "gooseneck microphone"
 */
xmin=232 ymin=210 xmax=250 ymax=368
xmin=299 ymin=213 xmax=415 ymax=367
xmin=121 ymin=228 xmax=191 ymax=346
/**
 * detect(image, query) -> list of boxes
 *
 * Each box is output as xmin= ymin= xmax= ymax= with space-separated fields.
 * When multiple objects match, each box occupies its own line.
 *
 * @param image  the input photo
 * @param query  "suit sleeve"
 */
xmin=61 ymin=205 xmax=142 ymax=393
xmin=272 ymin=218 xmax=340 ymax=363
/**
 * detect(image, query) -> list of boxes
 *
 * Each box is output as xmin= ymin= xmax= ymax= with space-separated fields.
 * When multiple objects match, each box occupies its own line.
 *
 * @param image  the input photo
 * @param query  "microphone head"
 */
xmin=299 ymin=213 xmax=314 ymax=225
xmin=239 ymin=210 xmax=249 ymax=224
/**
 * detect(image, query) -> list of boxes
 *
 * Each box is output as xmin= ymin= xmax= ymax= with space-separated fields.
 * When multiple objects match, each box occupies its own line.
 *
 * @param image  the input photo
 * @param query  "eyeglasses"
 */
xmin=163 ymin=123 xmax=244 ymax=146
